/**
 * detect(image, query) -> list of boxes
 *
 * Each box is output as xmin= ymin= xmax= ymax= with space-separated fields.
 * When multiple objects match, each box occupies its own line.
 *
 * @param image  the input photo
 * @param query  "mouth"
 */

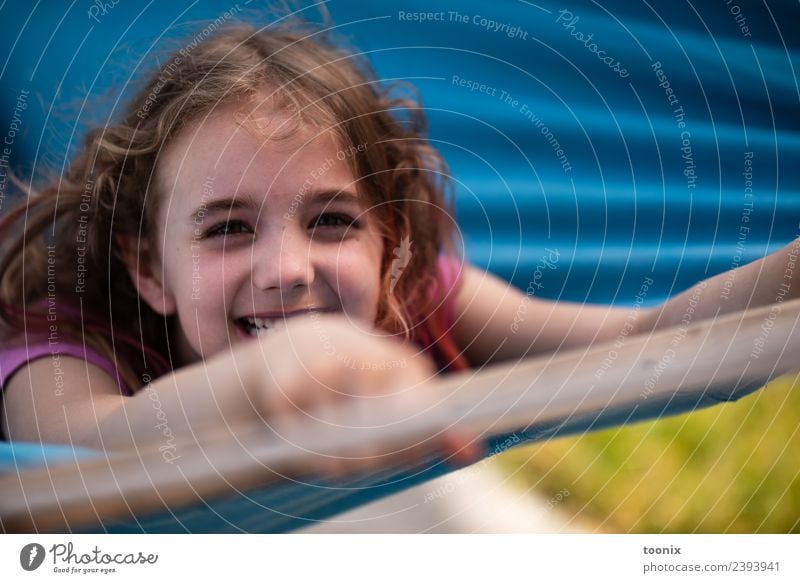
xmin=233 ymin=309 xmax=335 ymax=338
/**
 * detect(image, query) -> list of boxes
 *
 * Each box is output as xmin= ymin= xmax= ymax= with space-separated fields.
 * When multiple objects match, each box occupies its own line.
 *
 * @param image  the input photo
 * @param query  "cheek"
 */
xmin=174 ymin=253 xmax=241 ymax=313
xmin=335 ymin=248 xmax=383 ymax=318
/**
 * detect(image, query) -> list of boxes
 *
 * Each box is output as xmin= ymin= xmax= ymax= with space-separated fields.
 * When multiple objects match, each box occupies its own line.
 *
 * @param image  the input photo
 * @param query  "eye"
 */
xmin=310 ymin=213 xmax=361 ymax=230
xmin=203 ymin=220 xmax=253 ymax=238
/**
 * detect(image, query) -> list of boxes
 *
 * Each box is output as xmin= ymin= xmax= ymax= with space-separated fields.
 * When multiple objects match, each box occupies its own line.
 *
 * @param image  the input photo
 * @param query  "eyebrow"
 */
xmin=188 ymin=189 xmax=364 ymax=224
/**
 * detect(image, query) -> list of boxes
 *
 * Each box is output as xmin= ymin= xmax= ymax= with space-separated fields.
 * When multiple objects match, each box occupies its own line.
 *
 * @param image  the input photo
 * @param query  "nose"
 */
xmin=251 ymin=226 xmax=314 ymax=292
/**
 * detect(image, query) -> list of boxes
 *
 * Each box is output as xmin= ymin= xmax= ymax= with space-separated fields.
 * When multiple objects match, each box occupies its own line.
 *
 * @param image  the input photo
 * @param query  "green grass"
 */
xmin=494 ymin=372 xmax=800 ymax=533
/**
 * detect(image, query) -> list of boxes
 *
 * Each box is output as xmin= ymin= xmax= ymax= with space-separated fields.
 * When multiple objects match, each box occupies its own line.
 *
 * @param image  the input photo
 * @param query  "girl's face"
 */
xmin=146 ymin=102 xmax=385 ymax=366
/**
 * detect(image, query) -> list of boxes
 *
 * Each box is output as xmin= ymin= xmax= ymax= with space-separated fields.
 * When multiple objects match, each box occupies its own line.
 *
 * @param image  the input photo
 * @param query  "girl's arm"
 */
xmin=1 ymin=333 xmax=293 ymax=449
xmin=636 ymin=237 xmax=800 ymax=333
xmin=1 ymin=351 xmax=253 ymax=450
xmin=451 ymin=265 xmax=646 ymax=366
xmin=2 ymin=314 xmax=470 ymax=468
xmin=452 ymin=236 xmax=800 ymax=367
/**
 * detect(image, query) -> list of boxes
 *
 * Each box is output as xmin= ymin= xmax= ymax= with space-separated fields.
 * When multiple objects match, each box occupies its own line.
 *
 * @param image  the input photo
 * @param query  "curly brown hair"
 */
xmin=0 ymin=17 xmax=468 ymax=393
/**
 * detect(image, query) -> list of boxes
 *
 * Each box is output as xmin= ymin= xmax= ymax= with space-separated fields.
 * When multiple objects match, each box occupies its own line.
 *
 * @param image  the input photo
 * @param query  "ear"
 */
xmin=114 ymin=234 xmax=177 ymax=316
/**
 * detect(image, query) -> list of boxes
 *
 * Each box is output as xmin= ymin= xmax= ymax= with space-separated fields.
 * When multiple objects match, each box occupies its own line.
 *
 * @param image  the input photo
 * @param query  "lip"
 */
xmin=234 ymin=307 xmax=338 ymax=320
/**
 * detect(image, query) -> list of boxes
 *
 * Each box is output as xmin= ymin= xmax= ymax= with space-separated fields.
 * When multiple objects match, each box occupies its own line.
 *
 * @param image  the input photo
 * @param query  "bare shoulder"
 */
xmin=452 ymin=263 xmax=641 ymax=367
xmin=1 ymin=355 xmax=124 ymax=444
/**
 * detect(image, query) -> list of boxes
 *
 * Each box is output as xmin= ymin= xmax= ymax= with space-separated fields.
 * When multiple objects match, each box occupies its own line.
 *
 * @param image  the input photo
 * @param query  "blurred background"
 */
xmin=1 ymin=0 xmax=798 ymax=532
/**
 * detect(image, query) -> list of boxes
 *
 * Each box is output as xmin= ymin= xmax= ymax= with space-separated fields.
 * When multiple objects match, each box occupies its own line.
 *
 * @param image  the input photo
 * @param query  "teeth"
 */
xmin=240 ymin=316 xmax=288 ymax=338
xmin=245 ymin=316 xmax=273 ymax=328
xmin=253 ymin=326 xmax=272 ymax=338
xmin=239 ymin=310 xmax=328 ymax=338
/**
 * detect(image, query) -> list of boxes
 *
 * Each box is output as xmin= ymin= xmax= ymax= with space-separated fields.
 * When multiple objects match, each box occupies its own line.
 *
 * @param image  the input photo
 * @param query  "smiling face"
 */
xmin=136 ymin=101 xmax=386 ymax=366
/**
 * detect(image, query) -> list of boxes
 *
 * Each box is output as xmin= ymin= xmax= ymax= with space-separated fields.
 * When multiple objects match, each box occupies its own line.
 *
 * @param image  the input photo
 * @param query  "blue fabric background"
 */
xmin=1 ymin=0 xmax=798 ymax=303
xmin=1 ymin=0 xmax=797 ymax=532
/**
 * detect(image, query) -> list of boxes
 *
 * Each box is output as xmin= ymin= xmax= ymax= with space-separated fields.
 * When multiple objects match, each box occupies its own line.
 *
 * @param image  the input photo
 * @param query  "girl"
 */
xmin=0 ymin=17 xmax=797 ymax=473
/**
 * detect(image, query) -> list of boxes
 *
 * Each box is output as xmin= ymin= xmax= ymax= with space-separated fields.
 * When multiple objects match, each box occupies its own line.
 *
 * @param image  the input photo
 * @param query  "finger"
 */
xmin=441 ymin=430 xmax=486 ymax=467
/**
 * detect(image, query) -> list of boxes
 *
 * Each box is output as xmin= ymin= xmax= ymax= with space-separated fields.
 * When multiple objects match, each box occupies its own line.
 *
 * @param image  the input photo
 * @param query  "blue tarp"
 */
xmin=1 ymin=0 xmax=797 ymax=531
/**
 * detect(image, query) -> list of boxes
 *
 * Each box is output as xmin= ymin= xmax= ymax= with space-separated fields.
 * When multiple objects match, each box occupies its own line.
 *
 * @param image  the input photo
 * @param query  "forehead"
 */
xmin=158 ymin=101 xmax=356 ymax=202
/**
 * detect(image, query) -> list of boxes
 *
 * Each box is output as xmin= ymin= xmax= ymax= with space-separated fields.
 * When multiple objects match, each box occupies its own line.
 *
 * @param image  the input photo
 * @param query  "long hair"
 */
xmin=0 ymin=17 xmax=468 ymax=393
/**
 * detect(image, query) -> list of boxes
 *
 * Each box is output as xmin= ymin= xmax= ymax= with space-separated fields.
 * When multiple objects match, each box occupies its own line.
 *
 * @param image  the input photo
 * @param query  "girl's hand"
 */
xmin=230 ymin=312 xmax=482 ymax=475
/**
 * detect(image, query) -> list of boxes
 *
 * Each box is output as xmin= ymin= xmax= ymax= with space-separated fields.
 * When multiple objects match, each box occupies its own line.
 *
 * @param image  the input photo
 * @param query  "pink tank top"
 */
xmin=0 ymin=338 xmax=133 ymax=397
